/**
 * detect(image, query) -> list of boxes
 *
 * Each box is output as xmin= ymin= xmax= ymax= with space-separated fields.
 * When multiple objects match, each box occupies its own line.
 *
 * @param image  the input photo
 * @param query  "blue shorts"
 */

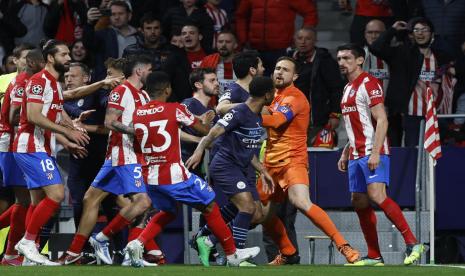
xmin=0 ymin=152 xmax=27 ymax=187
xmin=91 ymin=160 xmax=146 ymax=195
xmin=148 ymin=174 xmax=215 ymax=213
xmin=348 ymin=155 xmax=390 ymax=193
xmin=209 ymin=158 xmax=259 ymax=201
xmin=13 ymin=152 xmax=63 ymax=189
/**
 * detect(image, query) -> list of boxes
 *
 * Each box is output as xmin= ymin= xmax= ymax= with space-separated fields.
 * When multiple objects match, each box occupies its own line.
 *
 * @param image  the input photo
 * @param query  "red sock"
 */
xmin=145 ymin=238 xmax=160 ymax=251
xmin=68 ymin=233 xmax=88 ymax=255
xmin=203 ymin=204 xmax=236 ymax=255
xmin=139 ymin=211 xmax=176 ymax=245
xmin=6 ymin=204 xmax=27 ymax=255
xmin=379 ymin=197 xmax=417 ymax=245
xmin=356 ymin=206 xmax=381 ymax=259
xmin=25 ymin=204 xmax=36 ymax=229
xmin=128 ymin=227 xmax=143 ymax=242
xmin=0 ymin=205 xmax=14 ymax=229
xmin=24 ymin=197 xmax=60 ymax=241
xmin=305 ymin=205 xmax=347 ymax=247
xmin=262 ymin=215 xmax=296 ymax=256
xmin=101 ymin=213 xmax=131 ymax=238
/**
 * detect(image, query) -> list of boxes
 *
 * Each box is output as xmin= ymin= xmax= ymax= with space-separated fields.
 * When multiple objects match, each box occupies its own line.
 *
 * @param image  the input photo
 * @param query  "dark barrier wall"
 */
xmin=163 ymin=146 xmax=465 ymax=262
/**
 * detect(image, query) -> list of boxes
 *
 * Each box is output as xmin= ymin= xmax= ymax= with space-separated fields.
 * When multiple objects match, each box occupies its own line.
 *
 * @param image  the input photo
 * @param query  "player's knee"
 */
xmin=351 ymin=194 xmax=369 ymax=209
xmin=289 ymin=196 xmax=311 ymax=212
xmin=136 ymin=194 xmax=151 ymax=212
xmin=238 ymin=201 xmax=256 ymax=214
xmin=368 ymin=191 xmax=386 ymax=205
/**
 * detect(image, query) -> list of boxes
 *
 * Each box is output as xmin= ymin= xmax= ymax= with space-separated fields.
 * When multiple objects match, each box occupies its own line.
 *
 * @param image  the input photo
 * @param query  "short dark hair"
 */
xmin=123 ymin=55 xmax=152 ymax=78
xmin=69 ymin=62 xmax=90 ymax=76
xmin=26 ymin=48 xmax=44 ymax=64
xmin=189 ymin=68 xmax=216 ymax=91
xmin=336 ymin=43 xmax=366 ymax=59
xmin=145 ymin=71 xmax=171 ymax=98
xmin=275 ymin=56 xmax=299 ymax=74
xmin=13 ymin=43 xmax=35 ymax=58
xmin=181 ymin=21 xmax=200 ymax=33
xmin=110 ymin=0 xmax=131 ymax=13
xmin=40 ymin=39 xmax=68 ymax=61
xmin=249 ymin=76 xmax=274 ymax=98
xmin=232 ymin=51 xmax=260 ymax=79
xmin=217 ymin=30 xmax=236 ymax=40
xmin=139 ymin=12 xmax=161 ymax=27
xmin=408 ymin=17 xmax=434 ymax=33
xmin=104 ymin=57 xmax=126 ymax=71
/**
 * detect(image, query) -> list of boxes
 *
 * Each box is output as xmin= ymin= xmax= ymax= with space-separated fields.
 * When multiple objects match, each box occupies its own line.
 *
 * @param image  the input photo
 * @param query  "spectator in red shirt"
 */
xmin=235 ymin=0 xmax=318 ymax=76
xmin=200 ymin=30 xmax=237 ymax=96
xmin=339 ymin=0 xmax=393 ymax=47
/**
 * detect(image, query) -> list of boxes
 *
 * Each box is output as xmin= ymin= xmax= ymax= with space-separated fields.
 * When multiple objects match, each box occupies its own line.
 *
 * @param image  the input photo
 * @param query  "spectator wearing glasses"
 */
xmin=370 ymin=17 xmax=451 ymax=146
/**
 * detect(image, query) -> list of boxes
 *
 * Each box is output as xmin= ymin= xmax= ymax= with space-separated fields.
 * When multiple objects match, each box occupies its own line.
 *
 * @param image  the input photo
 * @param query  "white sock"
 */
xmin=204 ymin=236 xmax=214 ymax=248
xmin=147 ymin=250 xmax=162 ymax=256
xmin=95 ymin=232 xmax=109 ymax=241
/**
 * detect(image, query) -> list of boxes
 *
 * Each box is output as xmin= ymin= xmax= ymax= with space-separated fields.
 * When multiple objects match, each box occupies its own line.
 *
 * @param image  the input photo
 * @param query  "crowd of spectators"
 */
xmin=0 ymin=0 xmax=464 ymax=264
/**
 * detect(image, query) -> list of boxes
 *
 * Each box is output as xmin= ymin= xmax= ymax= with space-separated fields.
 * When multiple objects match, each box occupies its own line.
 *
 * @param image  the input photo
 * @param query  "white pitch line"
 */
xmin=420 ymin=264 xmax=465 ymax=269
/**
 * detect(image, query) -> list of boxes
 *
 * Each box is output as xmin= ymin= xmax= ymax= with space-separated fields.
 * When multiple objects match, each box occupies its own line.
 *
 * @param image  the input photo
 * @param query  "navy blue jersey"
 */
xmin=213 ymin=103 xmax=262 ymax=168
xmin=219 ymin=82 xmax=249 ymax=104
xmin=180 ymin=97 xmax=217 ymax=161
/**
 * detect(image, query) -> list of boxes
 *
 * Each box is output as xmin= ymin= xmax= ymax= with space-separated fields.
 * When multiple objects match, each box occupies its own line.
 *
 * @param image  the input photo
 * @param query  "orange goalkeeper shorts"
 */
xmin=257 ymin=163 xmax=309 ymax=204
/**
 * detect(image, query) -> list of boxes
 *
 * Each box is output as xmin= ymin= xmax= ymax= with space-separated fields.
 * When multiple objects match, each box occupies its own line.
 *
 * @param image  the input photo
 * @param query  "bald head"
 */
xmin=364 ymin=19 xmax=385 ymax=46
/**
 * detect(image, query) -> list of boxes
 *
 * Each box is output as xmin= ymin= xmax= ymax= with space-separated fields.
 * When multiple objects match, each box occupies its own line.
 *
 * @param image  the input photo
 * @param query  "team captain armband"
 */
xmin=276 ymin=104 xmax=294 ymax=122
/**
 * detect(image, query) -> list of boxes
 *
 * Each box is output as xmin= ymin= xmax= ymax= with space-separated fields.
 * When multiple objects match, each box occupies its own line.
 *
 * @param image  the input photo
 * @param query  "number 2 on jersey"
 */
xmin=135 ymin=120 xmax=172 ymax=153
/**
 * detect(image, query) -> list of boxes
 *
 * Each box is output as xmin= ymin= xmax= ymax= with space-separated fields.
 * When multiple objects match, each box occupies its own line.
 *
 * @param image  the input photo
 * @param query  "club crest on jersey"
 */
xmin=109 ymin=92 xmax=120 ymax=102
xmin=31 ymin=85 xmax=43 ymax=95
xmin=135 ymin=179 xmax=142 ymax=187
xmin=46 ymin=172 xmax=53 ymax=180
xmin=349 ymin=89 xmax=356 ymax=98
xmin=236 ymin=181 xmax=246 ymax=190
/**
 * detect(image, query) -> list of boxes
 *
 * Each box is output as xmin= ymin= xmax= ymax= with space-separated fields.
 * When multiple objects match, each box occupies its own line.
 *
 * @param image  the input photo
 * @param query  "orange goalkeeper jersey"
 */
xmin=262 ymin=84 xmax=310 ymax=167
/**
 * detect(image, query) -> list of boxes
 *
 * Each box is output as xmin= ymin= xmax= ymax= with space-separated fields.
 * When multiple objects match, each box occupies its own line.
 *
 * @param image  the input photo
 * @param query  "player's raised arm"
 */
xmin=367 ymin=102 xmax=388 ymax=170
xmin=186 ymin=123 xmax=226 ymax=170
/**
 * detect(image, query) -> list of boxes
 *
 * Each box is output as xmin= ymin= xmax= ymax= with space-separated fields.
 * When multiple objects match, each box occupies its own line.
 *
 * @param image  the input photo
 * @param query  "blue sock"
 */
xmin=232 ymin=212 xmax=253 ymax=249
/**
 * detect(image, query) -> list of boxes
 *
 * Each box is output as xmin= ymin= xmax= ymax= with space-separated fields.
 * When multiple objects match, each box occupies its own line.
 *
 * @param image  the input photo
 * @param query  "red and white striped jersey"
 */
xmin=133 ymin=100 xmax=197 ymax=185
xmin=363 ymin=47 xmax=389 ymax=93
xmin=106 ymin=80 xmax=150 ymax=166
xmin=13 ymin=69 xmax=64 ymax=156
xmin=341 ymin=71 xmax=389 ymax=160
xmin=408 ymin=55 xmax=437 ymax=116
xmin=216 ymin=61 xmax=236 ymax=95
xmin=0 ymin=72 xmax=29 ymax=152
xmin=205 ymin=3 xmax=228 ymax=48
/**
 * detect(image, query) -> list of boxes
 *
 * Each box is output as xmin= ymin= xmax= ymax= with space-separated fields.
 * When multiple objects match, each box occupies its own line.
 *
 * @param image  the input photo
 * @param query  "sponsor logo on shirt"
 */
xmin=51 ymin=104 xmax=63 ymax=110
xmin=369 ymin=89 xmax=383 ymax=99
xmin=341 ymin=105 xmax=357 ymax=114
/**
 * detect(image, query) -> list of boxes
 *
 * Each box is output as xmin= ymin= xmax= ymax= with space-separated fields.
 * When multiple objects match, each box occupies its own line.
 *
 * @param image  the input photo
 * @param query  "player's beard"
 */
xmin=54 ymin=62 xmax=69 ymax=74
xmin=203 ymin=87 xmax=218 ymax=97
xmin=219 ymin=48 xmax=231 ymax=58
xmin=274 ymin=79 xmax=292 ymax=89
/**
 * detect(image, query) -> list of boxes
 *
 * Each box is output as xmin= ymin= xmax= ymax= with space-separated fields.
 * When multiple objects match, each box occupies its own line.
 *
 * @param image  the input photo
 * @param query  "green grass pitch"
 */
xmin=1 ymin=265 xmax=464 ymax=276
